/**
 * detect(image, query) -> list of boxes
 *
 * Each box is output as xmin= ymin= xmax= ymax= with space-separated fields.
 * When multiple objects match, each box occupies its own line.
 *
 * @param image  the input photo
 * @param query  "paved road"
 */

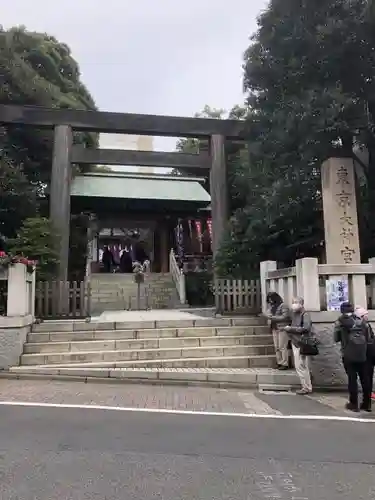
xmin=0 ymin=405 xmax=374 ymax=499
xmin=0 ymin=378 xmax=373 ymax=417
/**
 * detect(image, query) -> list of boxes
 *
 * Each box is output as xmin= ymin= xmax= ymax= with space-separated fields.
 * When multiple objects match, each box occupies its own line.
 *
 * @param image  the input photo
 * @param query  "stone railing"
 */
xmin=169 ymin=249 xmax=186 ymax=305
xmin=0 ymin=263 xmax=36 ymax=317
xmin=0 ymin=263 xmax=36 ymax=370
xmin=260 ymin=257 xmax=375 ymax=312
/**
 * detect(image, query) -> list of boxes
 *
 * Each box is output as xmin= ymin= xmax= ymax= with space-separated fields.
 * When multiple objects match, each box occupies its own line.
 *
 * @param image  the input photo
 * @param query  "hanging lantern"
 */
xmin=195 ymin=220 xmax=202 ymax=252
xmin=207 ymin=218 xmax=213 ymax=242
xmin=175 ymin=219 xmax=184 ymax=261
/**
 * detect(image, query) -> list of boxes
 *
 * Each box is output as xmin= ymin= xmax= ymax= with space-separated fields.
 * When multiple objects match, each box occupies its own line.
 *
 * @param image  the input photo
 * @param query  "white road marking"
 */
xmin=0 ymin=400 xmax=374 ymax=423
xmin=237 ymin=391 xmax=281 ymax=415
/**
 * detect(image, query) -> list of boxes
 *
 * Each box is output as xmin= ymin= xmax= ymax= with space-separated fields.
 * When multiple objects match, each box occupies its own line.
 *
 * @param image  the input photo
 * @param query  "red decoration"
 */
xmin=207 ymin=219 xmax=212 ymax=242
xmin=195 ymin=220 xmax=202 ymax=240
xmin=0 ymin=252 xmax=36 ymax=273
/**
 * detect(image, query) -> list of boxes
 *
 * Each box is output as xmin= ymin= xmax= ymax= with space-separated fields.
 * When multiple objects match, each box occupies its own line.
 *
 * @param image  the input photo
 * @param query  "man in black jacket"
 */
xmin=334 ymin=302 xmax=371 ymax=412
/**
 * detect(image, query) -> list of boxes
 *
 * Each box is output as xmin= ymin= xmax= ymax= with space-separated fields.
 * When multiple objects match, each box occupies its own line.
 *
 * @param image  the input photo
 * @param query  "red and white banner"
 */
xmin=195 ymin=220 xmax=202 ymax=252
xmin=195 ymin=220 xmax=202 ymax=240
xmin=207 ymin=218 xmax=212 ymax=242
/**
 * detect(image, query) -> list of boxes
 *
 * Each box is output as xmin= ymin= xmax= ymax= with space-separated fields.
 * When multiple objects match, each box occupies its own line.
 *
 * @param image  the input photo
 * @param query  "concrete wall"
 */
xmin=0 ymin=315 xmax=32 ymax=369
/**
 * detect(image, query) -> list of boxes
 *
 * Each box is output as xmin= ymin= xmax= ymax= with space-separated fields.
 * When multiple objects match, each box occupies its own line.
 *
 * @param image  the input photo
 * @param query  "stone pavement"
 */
xmin=0 ymin=378 xmax=369 ymax=417
xmin=94 ymin=309 xmax=207 ymax=323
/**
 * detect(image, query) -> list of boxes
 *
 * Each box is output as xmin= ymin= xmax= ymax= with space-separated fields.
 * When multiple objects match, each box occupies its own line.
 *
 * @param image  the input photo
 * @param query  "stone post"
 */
xmin=321 ymin=157 xmax=360 ymax=264
xmin=7 ymin=263 xmax=28 ymax=316
xmin=28 ymin=270 xmax=36 ymax=319
xmin=260 ymin=260 xmax=277 ymax=314
xmin=295 ymin=258 xmax=320 ymax=311
xmin=50 ymin=125 xmax=73 ymax=281
xmin=209 ymin=134 xmax=228 ymax=264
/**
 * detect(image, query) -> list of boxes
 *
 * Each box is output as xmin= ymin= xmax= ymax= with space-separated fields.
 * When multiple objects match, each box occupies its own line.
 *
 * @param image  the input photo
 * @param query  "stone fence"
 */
xmin=260 ymin=257 xmax=375 ymax=388
xmin=260 ymin=257 xmax=375 ymax=313
xmin=0 ymin=263 xmax=36 ymax=369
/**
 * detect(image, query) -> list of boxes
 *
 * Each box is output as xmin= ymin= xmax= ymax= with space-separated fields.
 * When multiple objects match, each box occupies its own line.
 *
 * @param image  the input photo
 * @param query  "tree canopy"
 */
xmin=216 ymin=0 xmax=375 ymax=276
xmin=0 ymin=26 xmax=97 ymax=186
xmin=0 ymin=26 xmax=97 ymax=277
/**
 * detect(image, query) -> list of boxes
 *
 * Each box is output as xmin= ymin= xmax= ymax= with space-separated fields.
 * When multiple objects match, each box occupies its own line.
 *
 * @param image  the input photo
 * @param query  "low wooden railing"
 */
xmin=213 ymin=278 xmax=261 ymax=314
xmin=35 ymin=280 xmax=91 ymax=319
xmin=169 ymin=250 xmax=186 ymax=305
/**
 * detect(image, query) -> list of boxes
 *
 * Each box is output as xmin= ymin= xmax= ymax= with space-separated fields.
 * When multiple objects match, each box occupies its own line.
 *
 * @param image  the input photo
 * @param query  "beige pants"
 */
xmin=272 ymin=328 xmax=289 ymax=367
xmin=292 ymin=344 xmax=312 ymax=392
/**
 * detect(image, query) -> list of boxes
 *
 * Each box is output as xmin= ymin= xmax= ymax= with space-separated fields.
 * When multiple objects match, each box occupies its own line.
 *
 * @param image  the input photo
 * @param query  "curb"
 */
xmin=0 ymin=370 xmax=347 ymax=393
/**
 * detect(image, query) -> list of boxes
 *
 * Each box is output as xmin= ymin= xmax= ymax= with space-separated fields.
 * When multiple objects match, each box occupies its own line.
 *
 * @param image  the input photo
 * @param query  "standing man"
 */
xmin=334 ymin=302 xmax=371 ymax=412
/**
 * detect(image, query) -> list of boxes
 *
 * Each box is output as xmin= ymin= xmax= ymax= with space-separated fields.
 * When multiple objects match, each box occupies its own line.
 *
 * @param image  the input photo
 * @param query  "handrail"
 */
xmin=169 ymin=249 xmax=186 ymax=304
xmin=266 ymin=267 xmax=296 ymax=279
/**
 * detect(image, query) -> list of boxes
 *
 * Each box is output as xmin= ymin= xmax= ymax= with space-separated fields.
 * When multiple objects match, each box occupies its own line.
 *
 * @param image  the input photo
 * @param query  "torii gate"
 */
xmin=0 ymin=104 xmax=246 ymax=279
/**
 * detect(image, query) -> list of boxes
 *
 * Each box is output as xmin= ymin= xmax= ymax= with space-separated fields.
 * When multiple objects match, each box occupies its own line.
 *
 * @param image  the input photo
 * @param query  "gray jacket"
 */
xmin=269 ymin=303 xmax=290 ymax=330
xmin=286 ymin=310 xmax=312 ymax=347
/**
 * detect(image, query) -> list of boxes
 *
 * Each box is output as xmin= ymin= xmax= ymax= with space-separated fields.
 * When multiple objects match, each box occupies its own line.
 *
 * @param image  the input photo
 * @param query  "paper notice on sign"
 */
xmin=326 ymin=276 xmax=349 ymax=311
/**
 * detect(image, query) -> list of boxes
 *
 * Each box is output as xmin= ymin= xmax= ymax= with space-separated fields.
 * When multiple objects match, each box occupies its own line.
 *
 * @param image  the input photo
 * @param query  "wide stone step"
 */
xmin=23 ymin=334 xmax=274 ymax=354
xmin=17 ymin=354 xmax=275 ymax=369
xmin=20 ymin=344 xmax=275 ymax=366
xmin=28 ymin=325 xmax=269 ymax=343
xmin=7 ymin=367 xmax=299 ymax=388
xmin=31 ymin=316 xmax=266 ymax=333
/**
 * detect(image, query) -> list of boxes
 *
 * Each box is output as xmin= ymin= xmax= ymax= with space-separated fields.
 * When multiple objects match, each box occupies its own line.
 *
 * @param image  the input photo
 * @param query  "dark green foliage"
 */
xmin=0 ymin=155 xmax=37 ymax=239
xmin=69 ymin=213 xmax=90 ymax=281
xmin=7 ymin=217 xmax=60 ymax=280
xmin=217 ymin=0 xmax=375 ymax=275
xmin=185 ymin=272 xmax=214 ymax=307
xmin=0 ymin=26 xmax=99 ymax=276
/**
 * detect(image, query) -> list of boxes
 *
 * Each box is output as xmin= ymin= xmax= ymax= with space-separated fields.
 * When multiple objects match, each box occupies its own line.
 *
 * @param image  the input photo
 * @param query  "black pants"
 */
xmin=343 ymin=359 xmax=371 ymax=408
xmin=368 ymin=361 xmax=374 ymax=395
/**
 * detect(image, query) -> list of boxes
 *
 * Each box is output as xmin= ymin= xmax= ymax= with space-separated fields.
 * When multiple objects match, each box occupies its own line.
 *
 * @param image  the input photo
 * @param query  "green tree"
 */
xmin=8 ymin=217 xmax=60 ymax=280
xmin=0 ymin=156 xmax=37 ymax=239
xmin=217 ymin=0 xmax=375 ymax=276
xmin=176 ymin=105 xmax=227 ymax=158
xmin=0 ymin=26 xmax=99 ymax=277
xmin=0 ymin=26 xmax=98 ymax=187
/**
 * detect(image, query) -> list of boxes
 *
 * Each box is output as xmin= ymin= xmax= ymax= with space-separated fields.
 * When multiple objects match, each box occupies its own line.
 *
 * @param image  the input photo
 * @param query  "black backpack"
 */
xmin=343 ymin=317 xmax=368 ymax=363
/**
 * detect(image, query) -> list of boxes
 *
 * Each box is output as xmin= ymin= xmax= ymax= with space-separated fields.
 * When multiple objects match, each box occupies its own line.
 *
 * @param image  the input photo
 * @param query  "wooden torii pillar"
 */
xmin=209 ymin=134 xmax=228 ymax=265
xmin=50 ymin=125 xmax=73 ymax=281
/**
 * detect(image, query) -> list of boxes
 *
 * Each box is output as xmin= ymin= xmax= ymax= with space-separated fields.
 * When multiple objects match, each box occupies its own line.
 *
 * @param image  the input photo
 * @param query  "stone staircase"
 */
xmin=8 ymin=315 xmax=300 ymax=389
xmin=90 ymin=273 xmax=180 ymax=313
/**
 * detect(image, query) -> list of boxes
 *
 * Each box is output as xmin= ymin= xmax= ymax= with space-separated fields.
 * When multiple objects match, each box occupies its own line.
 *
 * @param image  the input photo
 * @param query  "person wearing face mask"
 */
xmin=282 ymin=297 xmax=313 ymax=394
xmin=265 ymin=292 xmax=291 ymax=370
xmin=334 ymin=302 xmax=371 ymax=412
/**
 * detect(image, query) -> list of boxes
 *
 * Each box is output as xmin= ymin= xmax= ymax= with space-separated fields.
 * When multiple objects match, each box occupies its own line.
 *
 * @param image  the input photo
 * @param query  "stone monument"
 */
xmin=321 ymin=157 xmax=361 ymax=264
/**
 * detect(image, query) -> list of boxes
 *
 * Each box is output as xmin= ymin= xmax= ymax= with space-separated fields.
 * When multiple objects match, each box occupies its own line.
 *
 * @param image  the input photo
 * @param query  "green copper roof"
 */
xmin=70 ymin=172 xmax=211 ymax=203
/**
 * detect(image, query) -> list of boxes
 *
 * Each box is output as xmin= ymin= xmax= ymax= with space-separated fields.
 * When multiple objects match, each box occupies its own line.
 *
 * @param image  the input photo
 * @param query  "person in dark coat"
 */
xmin=355 ymin=306 xmax=375 ymax=405
xmin=334 ymin=302 xmax=371 ymax=412
xmin=102 ymin=246 xmax=115 ymax=273
xmin=135 ymin=243 xmax=149 ymax=264
xmin=120 ymin=249 xmax=133 ymax=273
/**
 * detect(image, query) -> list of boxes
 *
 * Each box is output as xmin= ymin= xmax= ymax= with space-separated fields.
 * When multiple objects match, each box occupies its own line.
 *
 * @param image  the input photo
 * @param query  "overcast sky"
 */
xmin=3 ymin=0 xmax=268 ymax=150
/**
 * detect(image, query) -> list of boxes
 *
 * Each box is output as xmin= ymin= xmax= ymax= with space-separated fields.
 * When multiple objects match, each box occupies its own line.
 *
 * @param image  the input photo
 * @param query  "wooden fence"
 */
xmin=213 ymin=279 xmax=261 ymax=314
xmin=35 ymin=281 xmax=91 ymax=319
